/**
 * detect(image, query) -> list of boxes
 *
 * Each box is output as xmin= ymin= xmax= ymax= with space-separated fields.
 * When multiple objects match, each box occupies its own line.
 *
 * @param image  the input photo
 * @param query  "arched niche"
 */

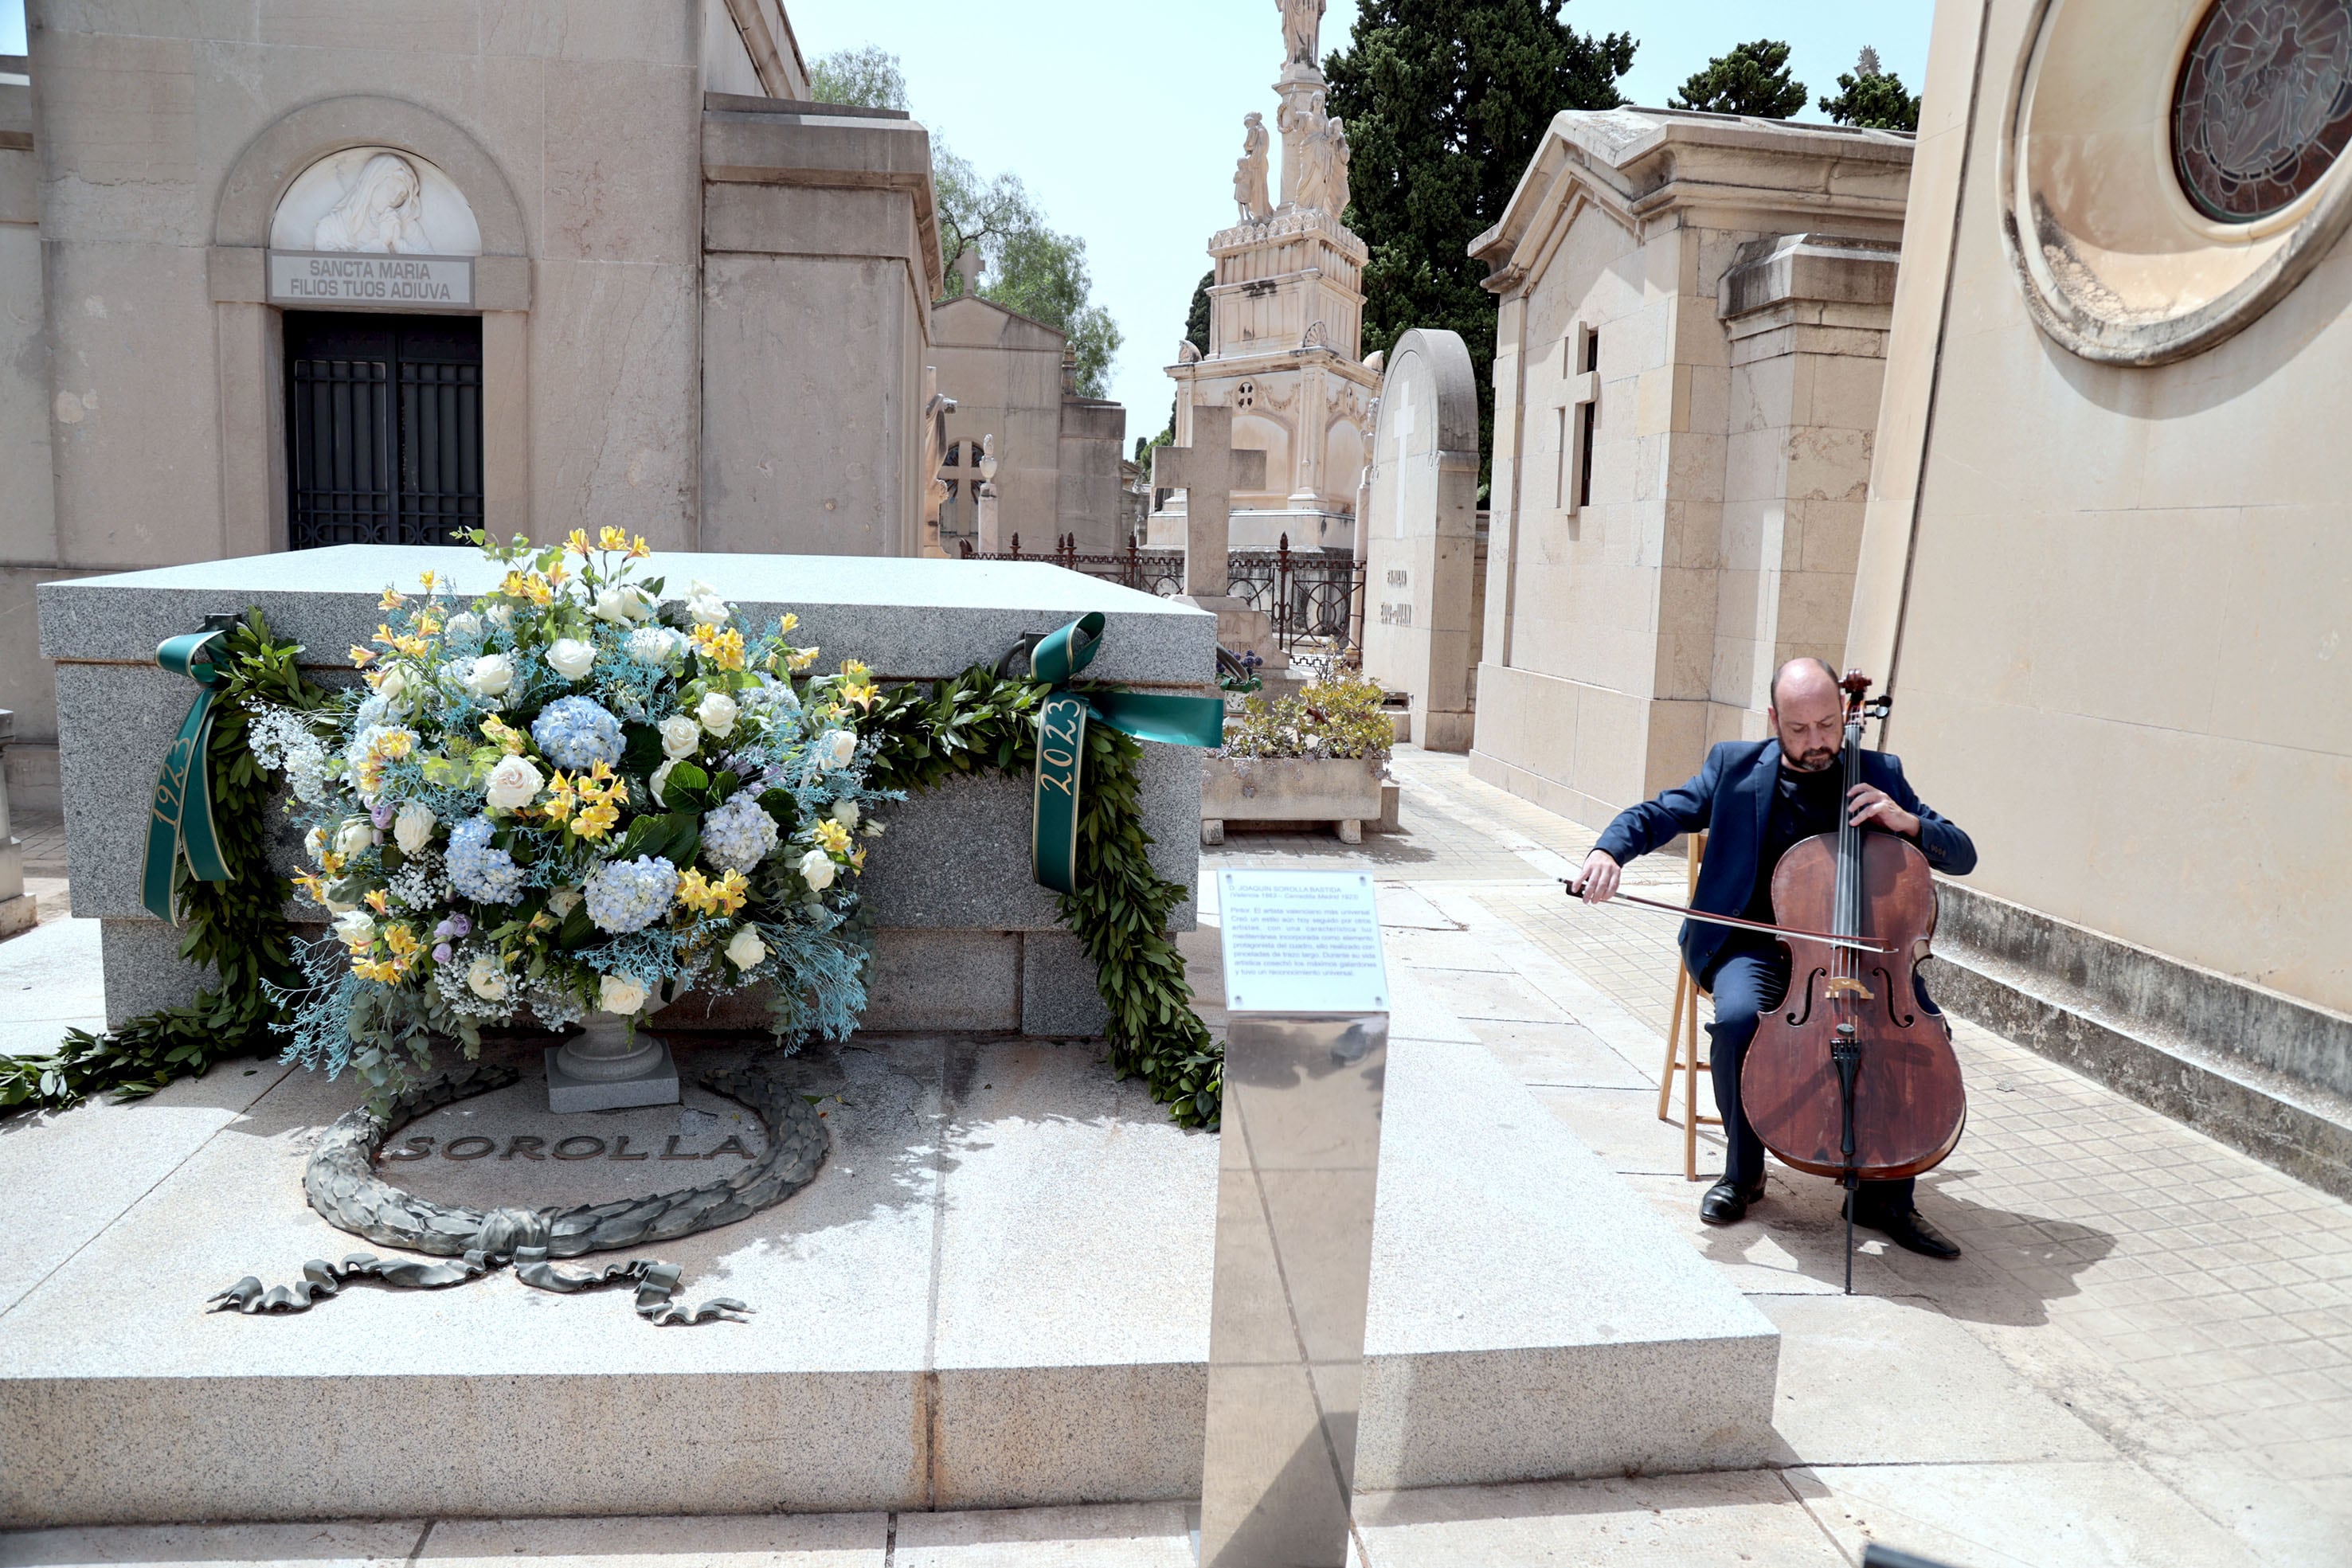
xmin=208 ymin=96 xmax=532 ymax=558
xmin=216 ymin=95 xmax=526 ymax=254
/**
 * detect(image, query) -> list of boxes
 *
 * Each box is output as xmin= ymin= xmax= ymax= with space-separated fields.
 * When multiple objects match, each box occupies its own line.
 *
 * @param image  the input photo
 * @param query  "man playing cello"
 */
xmin=1574 ymin=659 xmax=1974 ymax=1259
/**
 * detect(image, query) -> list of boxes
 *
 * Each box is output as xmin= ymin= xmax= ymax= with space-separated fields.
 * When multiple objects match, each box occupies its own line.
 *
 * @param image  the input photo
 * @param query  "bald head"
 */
xmin=1767 ymin=658 xmax=1844 ymax=772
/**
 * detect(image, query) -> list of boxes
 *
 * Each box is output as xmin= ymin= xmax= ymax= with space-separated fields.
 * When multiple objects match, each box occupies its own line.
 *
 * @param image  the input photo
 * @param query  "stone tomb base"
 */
xmin=0 ymin=1027 xmax=1777 ymax=1527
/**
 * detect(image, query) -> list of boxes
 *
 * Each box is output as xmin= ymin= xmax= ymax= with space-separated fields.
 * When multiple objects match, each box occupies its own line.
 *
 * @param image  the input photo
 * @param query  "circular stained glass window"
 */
xmin=2174 ymin=0 xmax=2352 ymax=221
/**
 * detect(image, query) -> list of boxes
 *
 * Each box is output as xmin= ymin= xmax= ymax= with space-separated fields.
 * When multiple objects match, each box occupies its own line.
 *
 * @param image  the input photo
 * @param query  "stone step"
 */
xmin=0 ymin=978 xmax=1775 ymax=1527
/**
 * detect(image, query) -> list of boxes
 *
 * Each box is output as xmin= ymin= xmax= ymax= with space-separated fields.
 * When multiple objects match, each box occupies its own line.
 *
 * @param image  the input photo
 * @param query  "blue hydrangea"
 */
xmin=585 ymin=855 xmax=678 ymax=933
xmin=447 ymin=815 xmax=526 ymax=904
xmin=530 ymin=696 xmax=623 ymax=770
xmin=700 ymin=792 xmax=780 ymax=873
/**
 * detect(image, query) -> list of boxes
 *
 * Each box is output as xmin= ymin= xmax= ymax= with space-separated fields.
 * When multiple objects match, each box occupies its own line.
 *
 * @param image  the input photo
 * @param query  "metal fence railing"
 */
xmin=957 ymin=534 xmax=1364 ymax=659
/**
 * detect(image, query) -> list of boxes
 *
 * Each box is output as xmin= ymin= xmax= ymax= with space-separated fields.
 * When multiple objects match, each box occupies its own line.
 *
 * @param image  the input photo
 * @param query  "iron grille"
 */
xmin=286 ymin=313 xmax=483 ymax=549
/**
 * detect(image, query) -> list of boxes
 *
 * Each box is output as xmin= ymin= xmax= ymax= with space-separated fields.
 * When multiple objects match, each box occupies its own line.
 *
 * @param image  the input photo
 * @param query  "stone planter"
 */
xmin=1202 ymin=753 xmax=1386 ymax=844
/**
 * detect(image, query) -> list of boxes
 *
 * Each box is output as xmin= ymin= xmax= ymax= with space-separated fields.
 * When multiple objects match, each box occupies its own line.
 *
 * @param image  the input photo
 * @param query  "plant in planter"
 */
xmin=1204 ymin=670 xmax=1392 ymax=844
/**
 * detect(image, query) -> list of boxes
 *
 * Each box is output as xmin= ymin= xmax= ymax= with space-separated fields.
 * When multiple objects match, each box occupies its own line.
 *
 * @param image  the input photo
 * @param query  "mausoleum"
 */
xmin=0 ymin=2 xmax=944 ymax=815
xmin=1465 ymin=108 xmax=1912 ymax=827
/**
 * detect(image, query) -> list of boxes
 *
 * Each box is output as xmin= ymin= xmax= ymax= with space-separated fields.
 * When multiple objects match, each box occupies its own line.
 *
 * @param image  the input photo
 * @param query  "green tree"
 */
xmin=1670 ymin=38 xmax=1807 ymax=119
xmin=1183 ymin=268 xmax=1214 ymax=355
xmin=808 ymin=45 xmax=908 ymax=110
xmin=1818 ymin=46 xmax=1920 ymax=133
xmin=809 ymin=47 xmax=1124 ymax=398
xmin=1325 ymin=0 xmax=1636 ymax=486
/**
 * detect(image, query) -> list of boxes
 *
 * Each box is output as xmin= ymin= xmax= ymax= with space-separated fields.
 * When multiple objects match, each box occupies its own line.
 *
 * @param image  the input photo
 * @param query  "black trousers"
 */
xmin=1703 ymin=939 xmax=1918 ymax=1214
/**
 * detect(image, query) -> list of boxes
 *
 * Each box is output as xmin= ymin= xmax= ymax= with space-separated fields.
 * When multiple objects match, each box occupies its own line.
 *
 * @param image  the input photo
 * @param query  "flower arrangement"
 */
xmin=250 ymin=529 xmax=893 ymax=1093
xmin=1219 ymin=669 xmax=1395 ymax=762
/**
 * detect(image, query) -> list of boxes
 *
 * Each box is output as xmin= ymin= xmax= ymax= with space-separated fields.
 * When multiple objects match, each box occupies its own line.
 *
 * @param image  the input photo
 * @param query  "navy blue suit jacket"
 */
xmin=1592 ymin=740 xmax=1976 ymax=981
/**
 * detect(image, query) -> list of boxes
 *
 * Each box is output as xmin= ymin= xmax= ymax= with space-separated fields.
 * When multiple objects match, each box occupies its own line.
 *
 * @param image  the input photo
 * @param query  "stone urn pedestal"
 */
xmin=545 ymin=1010 xmax=680 ymax=1114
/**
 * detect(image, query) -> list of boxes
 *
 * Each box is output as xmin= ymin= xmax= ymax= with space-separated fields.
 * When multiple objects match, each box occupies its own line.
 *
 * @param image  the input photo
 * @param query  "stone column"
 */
xmin=0 ymin=710 xmax=33 ymax=938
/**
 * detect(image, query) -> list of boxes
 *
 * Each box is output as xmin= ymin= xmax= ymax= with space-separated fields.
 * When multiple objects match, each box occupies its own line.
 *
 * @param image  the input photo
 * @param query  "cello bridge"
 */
xmin=1825 ymin=976 xmax=1875 ymax=1001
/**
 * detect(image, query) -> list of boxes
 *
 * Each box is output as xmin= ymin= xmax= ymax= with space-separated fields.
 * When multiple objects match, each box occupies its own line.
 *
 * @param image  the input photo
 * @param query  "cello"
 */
xmin=1564 ymin=671 xmax=1967 ymax=1292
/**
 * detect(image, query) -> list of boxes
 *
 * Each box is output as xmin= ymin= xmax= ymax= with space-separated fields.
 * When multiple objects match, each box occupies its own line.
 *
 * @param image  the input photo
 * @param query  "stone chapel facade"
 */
xmin=1466 ymin=109 xmax=1913 ymax=827
xmin=0 ymin=0 xmax=945 ymax=811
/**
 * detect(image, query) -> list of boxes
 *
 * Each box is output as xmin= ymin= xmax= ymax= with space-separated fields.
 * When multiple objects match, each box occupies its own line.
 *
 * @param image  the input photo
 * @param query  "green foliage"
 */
xmin=1223 ymin=671 xmax=1395 ymax=762
xmin=807 ymin=45 xmax=910 ymax=111
xmin=1818 ymin=48 xmax=1920 ymax=132
xmin=0 ymin=613 xmax=324 ymax=1112
xmin=1670 ymin=38 xmax=1809 ymax=119
xmin=815 ymin=38 xmax=1125 ymax=401
xmin=1184 ymin=268 xmax=1214 ymax=356
xmin=863 ymin=664 xmax=1223 ymax=1129
xmin=1325 ymin=1 xmax=1636 ymax=489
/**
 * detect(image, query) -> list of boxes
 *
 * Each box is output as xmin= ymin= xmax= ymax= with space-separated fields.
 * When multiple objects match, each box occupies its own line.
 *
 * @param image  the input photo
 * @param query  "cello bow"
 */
xmin=1556 ymin=878 xmax=1893 ymax=956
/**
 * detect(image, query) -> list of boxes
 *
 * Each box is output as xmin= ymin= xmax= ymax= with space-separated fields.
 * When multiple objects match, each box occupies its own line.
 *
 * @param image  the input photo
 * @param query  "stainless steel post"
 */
xmin=1200 ymin=870 xmax=1391 ymax=1567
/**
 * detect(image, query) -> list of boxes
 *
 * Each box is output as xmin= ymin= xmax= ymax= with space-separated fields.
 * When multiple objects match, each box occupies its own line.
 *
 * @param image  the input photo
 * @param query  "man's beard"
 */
xmin=1784 ymin=745 xmax=1837 ymax=772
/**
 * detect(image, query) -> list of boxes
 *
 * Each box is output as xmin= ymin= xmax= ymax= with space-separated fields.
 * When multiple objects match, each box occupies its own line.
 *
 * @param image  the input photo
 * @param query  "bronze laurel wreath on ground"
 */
xmin=213 ymin=1055 xmax=828 ymax=1324
xmin=1 ymin=612 xmax=1225 ymax=1130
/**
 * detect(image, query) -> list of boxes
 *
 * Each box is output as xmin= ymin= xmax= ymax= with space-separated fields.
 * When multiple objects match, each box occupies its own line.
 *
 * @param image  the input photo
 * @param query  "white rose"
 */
xmin=485 ymin=604 xmax=514 ymax=632
xmin=334 ymin=817 xmax=375 ymax=859
xmin=466 ymin=955 xmax=509 ymax=1002
xmin=684 ymin=579 xmax=730 ymax=626
xmin=548 ymin=885 xmax=583 ymax=917
xmin=824 ymin=729 xmax=858 ymax=768
xmin=332 ymin=910 xmax=377 ymax=948
xmin=592 ymin=586 xmax=651 ymax=625
xmin=798 ymin=848 xmax=836 ymax=892
xmin=393 ymin=802 xmax=436 ymax=855
xmin=546 ymin=638 xmax=597 ymax=681
xmin=304 ymin=826 xmax=327 ymax=862
xmin=483 ymin=753 xmax=544 ymax=811
xmin=445 ymin=611 xmax=483 ymax=642
xmin=599 ymin=973 xmax=649 ymax=1015
xmin=464 ymin=653 xmax=515 ymax=698
xmin=375 ymin=666 xmax=411 ymax=711
xmin=726 ymin=926 xmax=768 ymax=970
xmin=829 ymin=799 xmax=859 ymax=831
xmin=697 ymin=691 xmax=738 ymax=737
xmin=659 ymin=714 xmax=702 ymax=758
xmin=648 ymin=757 xmax=677 ymax=805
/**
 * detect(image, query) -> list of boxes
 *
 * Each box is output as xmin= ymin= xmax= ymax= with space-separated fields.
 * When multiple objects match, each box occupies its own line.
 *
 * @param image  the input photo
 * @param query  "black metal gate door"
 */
xmin=284 ymin=312 xmax=483 ymax=549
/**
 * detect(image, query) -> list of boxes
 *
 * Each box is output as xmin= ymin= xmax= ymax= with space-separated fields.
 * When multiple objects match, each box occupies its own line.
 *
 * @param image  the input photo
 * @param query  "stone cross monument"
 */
xmin=1149 ymin=0 xmax=1381 ymax=556
xmin=1153 ymin=405 xmax=1275 ymax=659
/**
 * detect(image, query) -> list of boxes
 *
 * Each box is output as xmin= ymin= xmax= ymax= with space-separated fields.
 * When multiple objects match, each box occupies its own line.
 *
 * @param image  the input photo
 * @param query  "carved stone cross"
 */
xmin=1552 ymin=323 xmax=1599 ymax=514
xmin=1153 ymin=404 xmax=1268 ymax=596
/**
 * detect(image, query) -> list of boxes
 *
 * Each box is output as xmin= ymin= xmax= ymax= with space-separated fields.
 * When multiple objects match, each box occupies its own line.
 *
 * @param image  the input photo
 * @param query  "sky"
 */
xmin=0 ymin=1 xmax=1933 ymax=432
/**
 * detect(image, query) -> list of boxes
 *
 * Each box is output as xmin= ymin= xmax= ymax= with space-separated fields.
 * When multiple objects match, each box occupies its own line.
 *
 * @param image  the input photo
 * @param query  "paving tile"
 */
xmin=1354 ymin=1471 xmax=1845 ymax=1566
xmin=892 ymin=1502 xmax=1195 ymax=1566
xmin=420 ymin=1514 xmax=886 ymax=1565
xmin=1531 ymin=1084 xmax=1721 ymax=1178
xmin=1471 ymin=1019 xmax=1653 ymax=1090
xmin=1762 ymin=1294 xmax=2119 ymax=1464
xmin=0 ymin=1520 xmax=425 ymax=1566
xmin=1790 ymin=1460 xmax=2264 ymax=1568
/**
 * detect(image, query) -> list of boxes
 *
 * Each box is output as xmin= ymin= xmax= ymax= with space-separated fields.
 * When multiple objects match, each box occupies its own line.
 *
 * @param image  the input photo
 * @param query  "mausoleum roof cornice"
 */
xmin=1470 ymin=107 xmax=1913 ymax=293
xmin=702 ymin=94 xmax=943 ymax=302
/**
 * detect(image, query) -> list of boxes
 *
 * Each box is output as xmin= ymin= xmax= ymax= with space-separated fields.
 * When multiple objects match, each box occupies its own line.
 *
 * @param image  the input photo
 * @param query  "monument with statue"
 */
xmin=1148 ymin=0 xmax=1383 ymax=556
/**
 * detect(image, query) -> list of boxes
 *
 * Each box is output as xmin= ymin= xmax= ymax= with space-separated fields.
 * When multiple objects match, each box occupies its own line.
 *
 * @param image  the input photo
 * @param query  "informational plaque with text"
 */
xmin=1217 ymin=870 xmax=1388 ymax=1015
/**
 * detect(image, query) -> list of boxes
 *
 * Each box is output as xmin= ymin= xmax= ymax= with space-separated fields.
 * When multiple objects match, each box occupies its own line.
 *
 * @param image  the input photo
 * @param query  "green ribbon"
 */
xmin=141 ymin=628 xmax=235 ymax=925
xmin=1025 ymin=612 xmax=1225 ymax=895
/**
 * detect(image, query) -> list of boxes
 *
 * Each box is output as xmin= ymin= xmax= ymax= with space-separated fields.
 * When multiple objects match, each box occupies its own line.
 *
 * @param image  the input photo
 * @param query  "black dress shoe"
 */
xmin=1844 ymin=1198 xmax=1962 ymax=1259
xmin=1700 ymin=1178 xmax=1766 ymax=1226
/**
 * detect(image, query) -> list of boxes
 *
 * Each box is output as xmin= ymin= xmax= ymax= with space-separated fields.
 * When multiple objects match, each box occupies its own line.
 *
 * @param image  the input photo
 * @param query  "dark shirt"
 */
xmin=1742 ymin=762 xmax=1845 ymax=925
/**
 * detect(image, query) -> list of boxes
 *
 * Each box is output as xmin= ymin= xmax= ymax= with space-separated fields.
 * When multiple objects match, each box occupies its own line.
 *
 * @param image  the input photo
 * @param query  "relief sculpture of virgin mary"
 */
xmin=312 ymin=151 xmax=430 ymax=253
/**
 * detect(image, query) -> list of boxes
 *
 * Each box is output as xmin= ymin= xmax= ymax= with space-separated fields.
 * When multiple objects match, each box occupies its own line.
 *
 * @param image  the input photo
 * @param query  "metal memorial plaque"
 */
xmin=1201 ymin=870 xmax=1391 ymax=1567
xmin=1218 ymin=869 xmax=1387 ymax=1016
xmin=268 ymin=251 xmax=476 ymax=310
